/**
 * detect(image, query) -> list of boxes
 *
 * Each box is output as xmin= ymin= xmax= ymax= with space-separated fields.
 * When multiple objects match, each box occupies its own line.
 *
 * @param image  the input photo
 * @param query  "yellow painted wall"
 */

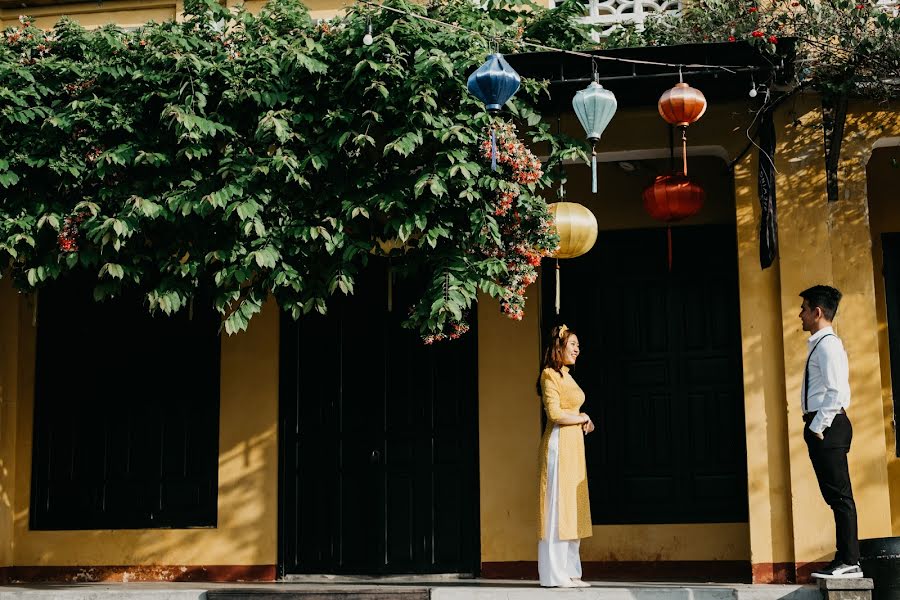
xmin=1 ymin=1 xmax=176 ymax=29
xmin=0 ymin=0 xmax=339 ymax=29
xmin=8 ymin=293 xmax=280 ymax=567
xmin=867 ymin=143 xmax=900 ymax=535
xmin=2 ymin=0 xmax=899 ymax=573
xmin=773 ymin=97 xmax=895 ymax=568
xmin=477 ymin=291 xmax=543 ymax=562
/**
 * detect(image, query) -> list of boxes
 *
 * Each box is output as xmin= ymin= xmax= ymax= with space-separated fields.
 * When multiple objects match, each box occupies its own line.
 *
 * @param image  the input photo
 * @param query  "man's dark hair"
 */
xmin=800 ymin=285 xmax=843 ymax=321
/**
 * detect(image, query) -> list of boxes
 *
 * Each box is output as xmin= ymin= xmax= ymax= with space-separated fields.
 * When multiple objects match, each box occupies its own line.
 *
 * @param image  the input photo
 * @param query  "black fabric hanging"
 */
xmin=758 ymin=109 xmax=779 ymax=269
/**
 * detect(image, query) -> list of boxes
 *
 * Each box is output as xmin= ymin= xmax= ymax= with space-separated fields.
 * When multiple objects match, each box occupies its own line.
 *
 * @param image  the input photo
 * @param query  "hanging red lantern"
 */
xmin=657 ymin=79 xmax=707 ymax=175
xmin=642 ymin=174 xmax=705 ymax=270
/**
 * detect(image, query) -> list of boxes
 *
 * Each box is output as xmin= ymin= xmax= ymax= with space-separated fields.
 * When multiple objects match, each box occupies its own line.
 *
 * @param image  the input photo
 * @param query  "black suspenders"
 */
xmin=803 ymin=334 xmax=835 ymax=414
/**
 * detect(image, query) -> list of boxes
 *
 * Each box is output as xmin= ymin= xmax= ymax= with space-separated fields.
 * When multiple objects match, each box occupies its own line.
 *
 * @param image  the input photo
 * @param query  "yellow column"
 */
xmin=0 ymin=281 xmax=23 ymax=572
xmin=776 ymin=96 xmax=892 ymax=580
xmin=477 ymin=291 xmax=542 ymax=569
xmin=733 ymin=145 xmax=795 ymax=582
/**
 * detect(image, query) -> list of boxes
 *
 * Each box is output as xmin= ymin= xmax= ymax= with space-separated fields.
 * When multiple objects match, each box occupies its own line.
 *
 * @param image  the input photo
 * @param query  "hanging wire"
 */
xmin=745 ymin=80 xmax=779 ymax=175
xmin=356 ymin=0 xmax=748 ymax=73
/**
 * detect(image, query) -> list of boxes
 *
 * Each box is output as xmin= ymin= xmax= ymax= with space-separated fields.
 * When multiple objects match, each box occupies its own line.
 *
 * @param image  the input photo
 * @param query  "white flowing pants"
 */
xmin=538 ymin=424 xmax=582 ymax=587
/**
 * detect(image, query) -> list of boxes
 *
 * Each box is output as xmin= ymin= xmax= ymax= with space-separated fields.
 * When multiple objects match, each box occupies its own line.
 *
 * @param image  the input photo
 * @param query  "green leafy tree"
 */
xmin=0 ymin=0 xmax=586 ymax=338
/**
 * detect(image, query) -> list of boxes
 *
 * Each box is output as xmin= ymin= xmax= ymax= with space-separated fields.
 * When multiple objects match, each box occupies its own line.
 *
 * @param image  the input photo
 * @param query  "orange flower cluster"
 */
xmin=494 ymin=191 xmax=515 ymax=216
xmin=480 ymin=123 xmax=543 ymax=185
xmin=472 ymin=124 xmax=558 ymax=325
xmin=423 ymin=321 xmax=469 ymax=345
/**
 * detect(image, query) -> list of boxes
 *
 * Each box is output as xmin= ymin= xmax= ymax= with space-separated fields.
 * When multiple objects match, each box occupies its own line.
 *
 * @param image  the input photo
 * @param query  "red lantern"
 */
xmin=658 ymin=80 xmax=707 ymax=175
xmin=642 ymin=174 xmax=705 ymax=270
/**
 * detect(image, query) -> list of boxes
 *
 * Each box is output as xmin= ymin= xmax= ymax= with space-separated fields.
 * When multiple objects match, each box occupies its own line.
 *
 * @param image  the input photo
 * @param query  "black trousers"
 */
xmin=803 ymin=412 xmax=859 ymax=565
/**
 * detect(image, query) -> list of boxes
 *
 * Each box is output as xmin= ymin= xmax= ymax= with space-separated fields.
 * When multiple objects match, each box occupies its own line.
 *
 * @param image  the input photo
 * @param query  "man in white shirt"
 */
xmin=798 ymin=285 xmax=862 ymax=579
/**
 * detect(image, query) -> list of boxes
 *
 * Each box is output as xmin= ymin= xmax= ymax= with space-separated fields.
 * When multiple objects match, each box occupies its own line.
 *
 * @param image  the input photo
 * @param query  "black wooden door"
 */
xmin=280 ymin=263 xmax=479 ymax=575
xmin=882 ymin=233 xmax=900 ymax=458
xmin=541 ymin=225 xmax=748 ymax=524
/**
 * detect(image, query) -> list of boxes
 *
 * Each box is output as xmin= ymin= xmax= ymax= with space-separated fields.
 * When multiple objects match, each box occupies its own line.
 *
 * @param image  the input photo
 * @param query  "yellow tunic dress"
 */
xmin=538 ymin=366 xmax=593 ymax=540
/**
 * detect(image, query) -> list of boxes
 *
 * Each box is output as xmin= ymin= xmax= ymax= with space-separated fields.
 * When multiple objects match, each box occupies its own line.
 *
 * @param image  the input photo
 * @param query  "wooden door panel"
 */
xmin=280 ymin=263 xmax=478 ymax=575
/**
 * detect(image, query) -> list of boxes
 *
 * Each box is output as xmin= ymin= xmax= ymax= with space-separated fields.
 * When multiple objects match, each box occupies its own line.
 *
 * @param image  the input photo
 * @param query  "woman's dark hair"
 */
xmin=536 ymin=325 xmax=576 ymax=395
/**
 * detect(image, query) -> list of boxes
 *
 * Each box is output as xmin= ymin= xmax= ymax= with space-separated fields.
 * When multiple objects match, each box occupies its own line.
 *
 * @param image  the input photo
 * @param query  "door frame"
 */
xmin=882 ymin=232 xmax=900 ymax=458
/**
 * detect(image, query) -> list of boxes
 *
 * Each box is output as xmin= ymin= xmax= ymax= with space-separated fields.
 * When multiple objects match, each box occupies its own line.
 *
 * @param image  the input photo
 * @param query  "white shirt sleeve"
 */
xmin=808 ymin=337 xmax=850 ymax=434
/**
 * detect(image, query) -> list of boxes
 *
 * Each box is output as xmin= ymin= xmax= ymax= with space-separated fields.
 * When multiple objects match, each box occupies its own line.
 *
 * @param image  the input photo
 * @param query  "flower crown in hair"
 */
xmin=558 ymin=324 xmax=569 ymax=339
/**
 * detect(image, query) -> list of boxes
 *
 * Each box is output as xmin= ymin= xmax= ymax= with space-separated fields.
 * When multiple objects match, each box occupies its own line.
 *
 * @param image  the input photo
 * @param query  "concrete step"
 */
xmin=207 ymin=587 xmax=430 ymax=600
xmin=0 ymin=582 xmax=821 ymax=600
xmin=0 ymin=584 xmax=208 ymax=600
xmin=430 ymin=584 xmax=820 ymax=600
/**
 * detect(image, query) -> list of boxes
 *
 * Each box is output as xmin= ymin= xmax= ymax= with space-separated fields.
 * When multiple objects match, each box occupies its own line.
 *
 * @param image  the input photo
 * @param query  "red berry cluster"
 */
xmin=57 ymin=212 xmax=89 ymax=253
xmin=85 ymin=147 xmax=103 ymax=163
xmin=63 ymin=78 xmax=96 ymax=95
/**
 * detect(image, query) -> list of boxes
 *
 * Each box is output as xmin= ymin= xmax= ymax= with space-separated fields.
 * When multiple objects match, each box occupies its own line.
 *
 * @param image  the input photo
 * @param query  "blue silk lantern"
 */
xmin=467 ymin=53 xmax=521 ymax=170
xmin=572 ymin=79 xmax=617 ymax=193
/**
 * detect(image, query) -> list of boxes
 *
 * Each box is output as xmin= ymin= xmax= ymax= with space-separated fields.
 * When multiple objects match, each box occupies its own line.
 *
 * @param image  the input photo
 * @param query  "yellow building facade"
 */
xmin=1 ymin=0 xmax=899 ymax=585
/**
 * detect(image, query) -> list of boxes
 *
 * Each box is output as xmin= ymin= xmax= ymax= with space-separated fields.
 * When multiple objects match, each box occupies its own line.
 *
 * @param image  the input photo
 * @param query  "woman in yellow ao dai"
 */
xmin=537 ymin=324 xmax=594 ymax=588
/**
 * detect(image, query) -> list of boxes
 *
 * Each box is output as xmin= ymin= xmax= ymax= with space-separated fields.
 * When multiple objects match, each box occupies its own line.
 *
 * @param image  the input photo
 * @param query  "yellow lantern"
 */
xmin=548 ymin=201 xmax=598 ymax=259
xmin=547 ymin=202 xmax=598 ymax=314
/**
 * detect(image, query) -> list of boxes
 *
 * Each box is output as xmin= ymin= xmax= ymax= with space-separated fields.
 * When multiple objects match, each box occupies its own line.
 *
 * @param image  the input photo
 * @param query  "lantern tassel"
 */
xmin=555 ymin=259 xmax=561 ymax=315
xmin=667 ymin=226 xmax=673 ymax=272
xmin=591 ymin=147 xmax=598 ymax=194
xmin=491 ymin=126 xmax=498 ymax=171
xmin=681 ymin=127 xmax=688 ymax=175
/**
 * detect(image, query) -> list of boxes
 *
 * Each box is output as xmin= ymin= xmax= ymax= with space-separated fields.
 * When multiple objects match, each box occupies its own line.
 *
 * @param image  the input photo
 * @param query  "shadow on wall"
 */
xmin=777 ymin=104 xmax=897 ymax=566
xmin=732 ymin=102 xmax=899 ymax=576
